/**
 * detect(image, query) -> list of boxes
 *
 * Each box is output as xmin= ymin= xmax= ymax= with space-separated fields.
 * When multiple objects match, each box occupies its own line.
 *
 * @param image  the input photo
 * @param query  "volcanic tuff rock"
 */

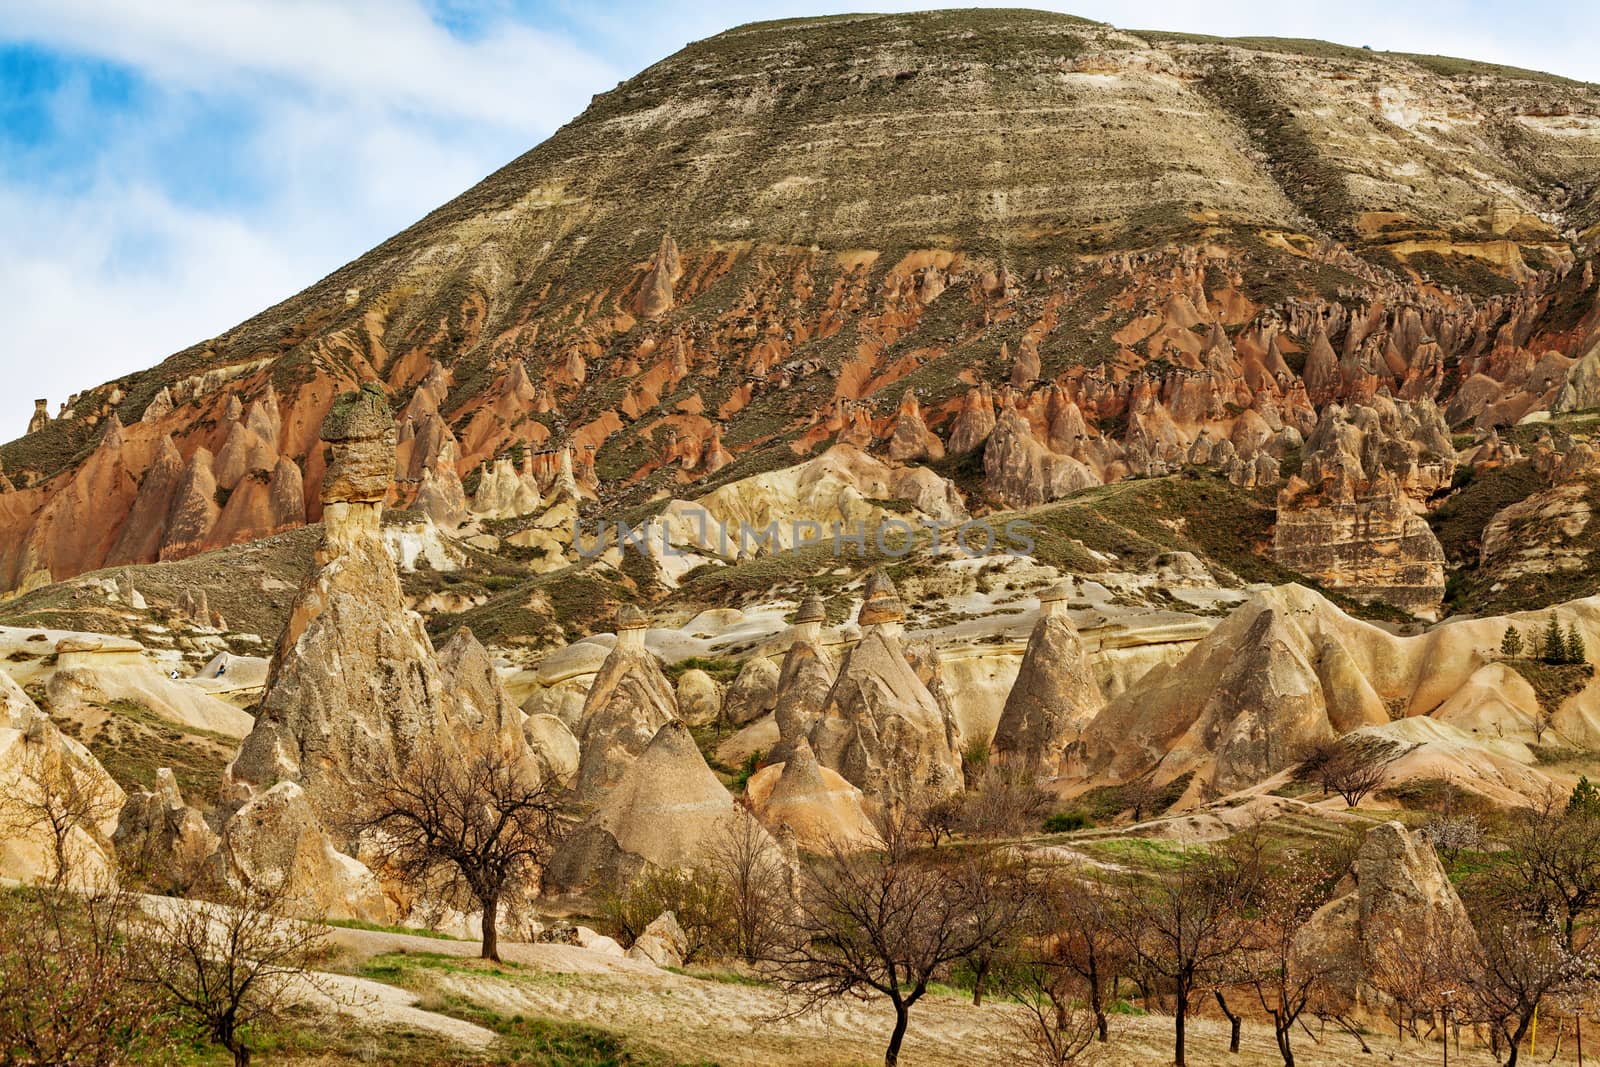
xmin=114 ymin=768 xmax=219 ymax=893
xmin=5 ymin=9 xmax=1600 ymax=604
xmin=809 ymin=574 xmax=963 ymax=808
xmin=548 ymin=720 xmax=768 ymax=893
xmin=1065 ymin=583 xmax=1600 ymax=802
xmin=1292 ymin=821 xmax=1478 ymax=1012
xmin=990 ymin=581 xmax=1103 ymax=772
xmin=571 ymin=608 xmax=679 ymax=803
xmin=1273 ymin=399 xmax=1453 ymax=617
xmin=0 ymin=669 xmax=124 ymax=888
xmin=767 ymin=593 xmax=838 ymax=766
xmin=746 ymin=738 xmax=876 ymax=853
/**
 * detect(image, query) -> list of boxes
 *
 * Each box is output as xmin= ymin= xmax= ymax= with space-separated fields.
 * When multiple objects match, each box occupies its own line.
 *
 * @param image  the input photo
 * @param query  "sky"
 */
xmin=1 ymin=1 xmax=1597 ymax=443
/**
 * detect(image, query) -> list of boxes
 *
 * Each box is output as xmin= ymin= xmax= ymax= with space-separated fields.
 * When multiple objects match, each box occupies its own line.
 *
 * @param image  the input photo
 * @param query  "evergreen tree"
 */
xmin=1567 ymin=623 xmax=1587 ymax=666
xmin=1544 ymin=615 xmax=1566 ymax=664
xmin=1570 ymin=775 xmax=1600 ymax=816
xmin=1501 ymin=626 xmax=1524 ymax=658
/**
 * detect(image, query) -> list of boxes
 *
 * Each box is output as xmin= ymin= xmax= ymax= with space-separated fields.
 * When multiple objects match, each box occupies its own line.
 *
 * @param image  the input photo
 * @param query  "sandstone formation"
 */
xmin=1293 ymin=821 xmax=1478 ymax=1012
xmin=809 ymin=573 xmax=963 ymax=809
xmin=990 ymin=580 xmax=1103 ymax=773
xmin=548 ymin=720 xmax=764 ymax=892
xmin=1273 ymin=399 xmax=1452 ymax=618
xmin=572 ymin=606 xmax=679 ymax=803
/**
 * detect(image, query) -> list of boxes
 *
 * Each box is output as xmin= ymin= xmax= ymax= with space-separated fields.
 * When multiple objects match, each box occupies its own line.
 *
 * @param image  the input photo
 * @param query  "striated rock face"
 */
xmin=548 ymin=720 xmax=765 ymax=892
xmin=1273 ymin=400 xmax=1452 ymax=618
xmin=572 ymin=608 xmax=679 ymax=803
xmin=1292 ymin=822 xmax=1477 ymax=1012
xmin=0 ymin=670 xmax=124 ymax=888
xmin=4 ymin=11 xmax=1600 ymax=597
xmin=809 ymin=575 xmax=962 ymax=809
xmin=991 ymin=581 xmax=1103 ymax=772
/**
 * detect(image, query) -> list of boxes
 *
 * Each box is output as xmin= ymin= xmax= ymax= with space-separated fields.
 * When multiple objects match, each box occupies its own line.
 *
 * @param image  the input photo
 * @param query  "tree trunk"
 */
xmin=1215 ymin=991 xmax=1241 ymax=1053
xmin=885 ymin=999 xmax=910 ymax=1067
xmin=1175 ymin=985 xmax=1189 ymax=1067
xmin=1275 ymin=1020 xmax=1295 ymax=1067
xmin=972 ymin=956 xmax=989 ymax=1007
xmin=1507 ymin=1012 xmax=1535 ymax=1067
xmin=481 ymin=892 xmax=500 ymax=962
xmin=1096 ymin=1006 xmax=1109 ymax=1043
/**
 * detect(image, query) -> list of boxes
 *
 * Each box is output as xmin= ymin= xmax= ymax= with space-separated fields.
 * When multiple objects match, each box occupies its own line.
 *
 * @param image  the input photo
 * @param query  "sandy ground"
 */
xmin=377 ymin=945 xmax=1583 ymax=1066
xmin=153 ymin=916 xmax=1596 ymax=1065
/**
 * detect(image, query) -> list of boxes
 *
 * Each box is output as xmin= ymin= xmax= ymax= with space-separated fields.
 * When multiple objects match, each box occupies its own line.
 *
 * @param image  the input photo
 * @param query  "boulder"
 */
xmin=675 ymin=668 xmax=722 ymax=727
xmin=626 ymin=911 xmax=688 ymax=968
xmin=722 ymin=655 xmax=780 ymax=727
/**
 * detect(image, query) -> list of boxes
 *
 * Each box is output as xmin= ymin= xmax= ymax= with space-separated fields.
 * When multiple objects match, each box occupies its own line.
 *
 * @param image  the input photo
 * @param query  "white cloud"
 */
xmin=2 ymin=0 xmax=617 ymax=134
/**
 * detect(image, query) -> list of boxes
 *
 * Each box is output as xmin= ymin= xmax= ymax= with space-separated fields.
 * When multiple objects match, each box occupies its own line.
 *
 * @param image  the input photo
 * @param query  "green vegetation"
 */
xmin=63 ymin=700 xmax=237 ymax=815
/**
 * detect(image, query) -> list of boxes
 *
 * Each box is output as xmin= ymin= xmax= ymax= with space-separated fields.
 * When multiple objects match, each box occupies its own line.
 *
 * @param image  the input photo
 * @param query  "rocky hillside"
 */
xmin=2 ymin=9 xmax=1599 ymax=621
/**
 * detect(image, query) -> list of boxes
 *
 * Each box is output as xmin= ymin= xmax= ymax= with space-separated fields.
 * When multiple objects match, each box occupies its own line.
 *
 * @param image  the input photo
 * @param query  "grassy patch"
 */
xmin=1505 ymin=659 xmax=1595 ymax=716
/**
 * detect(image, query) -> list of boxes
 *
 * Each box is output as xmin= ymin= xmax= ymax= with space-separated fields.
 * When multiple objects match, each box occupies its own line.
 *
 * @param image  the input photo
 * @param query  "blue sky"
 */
xmin=1 ymin=1 xmax=1597 ymax=443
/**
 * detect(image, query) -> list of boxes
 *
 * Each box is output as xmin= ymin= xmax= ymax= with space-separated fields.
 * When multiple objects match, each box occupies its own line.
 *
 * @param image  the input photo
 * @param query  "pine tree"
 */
xmin=1544 ymin=615 xmax=1566 ymax=664
xmin=1567 ymin=623 xmax=1587 ymax=666
xmin=1571 ymin=776 xmax=1600 ymax=816
xmin=1501 ymin=626 xmax=1524 ymax=658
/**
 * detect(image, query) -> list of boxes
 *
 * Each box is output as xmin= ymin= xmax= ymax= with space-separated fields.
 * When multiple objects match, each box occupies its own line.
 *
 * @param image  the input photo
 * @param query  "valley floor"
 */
xmin=305 ymin=926 xmax=1581 ymax=1067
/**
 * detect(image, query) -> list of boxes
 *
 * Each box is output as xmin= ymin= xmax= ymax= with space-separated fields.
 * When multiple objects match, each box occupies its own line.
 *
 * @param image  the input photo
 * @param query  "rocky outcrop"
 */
xmin=634 ymin=234 xmax=682 ymax=320
xmin=767 ymin=593 xmax=837 ymax=765
xmin=626 ymin=911 xmax=689 ymax=968
xmin=217 ymin=781 xmax=393 ymax=922
xmin=221 ymin=385 xmax=534 ymax=918
xmin=983 ymin=402 xmax=1100 ymax=508
xmin=1273 ymin=400 xmax=1452 ymax=618
xmin=548 ymin=720 xmax=763 ymax=892
xmin=0 ymin=670 xmax=124 ymax=888
xmin=722 ymin=654 xmax=781 ymax=727
xmin=885 ymin=389 xmax=944 ymax=463
xmin=114 ymin=768 xmax=219 ymax=892
xmin=1292 ymin=822 xmax=1477 ymax=1012
xmin=808 ymin=573 xmax=963 ymax=809
xmin=674 ymin=668 xmax=722 ymax=727
xmin=572 ymin=606 xmax=679 ymax=803
xmin=746 ymin=738 xmax=876 ymax=852
xmin=991 ymin=581 xmax=1103 ymax=772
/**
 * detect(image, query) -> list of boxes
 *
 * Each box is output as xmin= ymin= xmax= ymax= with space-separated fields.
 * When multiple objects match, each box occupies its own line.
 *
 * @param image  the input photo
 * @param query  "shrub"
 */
xmin=1043 ymin=812 xmax=1090 ymax=833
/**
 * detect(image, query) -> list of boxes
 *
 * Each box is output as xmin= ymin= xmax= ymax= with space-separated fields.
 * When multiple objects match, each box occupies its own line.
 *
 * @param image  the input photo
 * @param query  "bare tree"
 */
xmin=1295 ymin=735 xmax=1407 ymax=807
xmin=909 ymin=792 xmax=963 ymax=849
xmin=1004 ymin=934 xmax=1101 ymax=1067
xmin=1039 ymin=868 xmax=1127 ymax=1043
xmin=960 ymin=762 xmax=1054 ymax=838
xmin=1114 ymin=850 xmax=1255 ymax=1067
xmin=132 ymin=882 xmax=330 ymax=1067
xmin=771 ymin=815 xmax=1029 ymax=1067
xmin=0 ymin=742 xmax=119 ymax=889
xmin=0 ymin=885 xmax=174 ymax=1066
xmin=1243 ymin=848 xmax=1350 ymax=1066
xmin=709 ymin=808 xmax=790 ymax=963
xmin=344 ymin=744 xmax=567 ymax=961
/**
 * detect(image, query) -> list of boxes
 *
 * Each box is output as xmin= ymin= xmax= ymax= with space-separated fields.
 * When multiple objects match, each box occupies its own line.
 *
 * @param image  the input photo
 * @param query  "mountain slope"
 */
xmin=2 ymin=8 xmax=1600 ymax=601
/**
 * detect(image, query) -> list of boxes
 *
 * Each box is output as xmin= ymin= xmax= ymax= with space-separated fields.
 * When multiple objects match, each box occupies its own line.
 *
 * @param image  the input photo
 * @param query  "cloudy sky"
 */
xmin=1 ymin=1 xmax=1596 ymax=442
